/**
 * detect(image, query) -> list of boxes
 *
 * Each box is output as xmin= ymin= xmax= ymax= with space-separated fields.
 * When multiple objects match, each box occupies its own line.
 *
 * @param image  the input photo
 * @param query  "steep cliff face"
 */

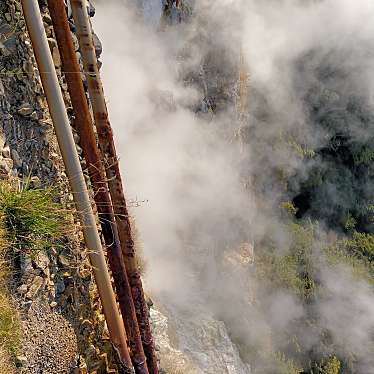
xmin=152 ymin=305 xmax=252 ymax=374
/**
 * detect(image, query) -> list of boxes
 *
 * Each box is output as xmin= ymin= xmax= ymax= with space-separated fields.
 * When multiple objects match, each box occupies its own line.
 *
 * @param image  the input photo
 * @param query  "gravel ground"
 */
xmin=20 ymin=297 xmax=78 ymax=374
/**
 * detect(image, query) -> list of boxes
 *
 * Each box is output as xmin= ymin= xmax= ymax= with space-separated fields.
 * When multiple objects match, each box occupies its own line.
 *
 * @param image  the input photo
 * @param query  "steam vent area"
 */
xmin=0 ymin=0 xmax=374 ymax=373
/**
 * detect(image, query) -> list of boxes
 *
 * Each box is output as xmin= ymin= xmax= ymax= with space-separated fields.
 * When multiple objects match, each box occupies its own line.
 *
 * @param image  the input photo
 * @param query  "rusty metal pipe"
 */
xmin=20 ymin=0 xmax=133 ymax=370
xmin=46 ymin=1 xmax=148 ymax=372
xmin=70 ymin=1 xmax=159 ymax=372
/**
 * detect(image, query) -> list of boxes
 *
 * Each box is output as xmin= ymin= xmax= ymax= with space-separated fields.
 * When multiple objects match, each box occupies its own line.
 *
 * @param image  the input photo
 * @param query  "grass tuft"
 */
xmin=130 ymin=215 xmax=147 ymax=275
xmin=0 ymin=208 xmax=20 ymax=373
xmin=0 ymin=181 xmax=68 ymax=256
xmin=0 ymin=180 xmax=71 ymax=369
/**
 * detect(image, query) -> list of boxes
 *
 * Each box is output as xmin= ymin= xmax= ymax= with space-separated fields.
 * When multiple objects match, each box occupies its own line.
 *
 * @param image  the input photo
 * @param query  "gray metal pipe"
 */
xmin=20 ymin=0 xmax=133 ymax=370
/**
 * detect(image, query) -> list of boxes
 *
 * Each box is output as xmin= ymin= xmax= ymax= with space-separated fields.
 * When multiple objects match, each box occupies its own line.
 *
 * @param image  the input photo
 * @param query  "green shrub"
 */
xmin=255 ymin=221 xmax=373 ymax=373
xmin=256 ymin=222 xmax=317 ymax=299
xmin=274 ymin=352 xmax=303 ymax=374
xmin=321 ymin=356 xmax=341 ymax=374
xmin=345 ymin=232 xmax=374 ymax=262
xmin=281 ymin=201 xmax=299 ymax=217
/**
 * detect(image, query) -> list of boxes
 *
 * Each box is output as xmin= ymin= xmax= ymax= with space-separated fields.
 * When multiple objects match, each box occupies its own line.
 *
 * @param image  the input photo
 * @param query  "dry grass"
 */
xmin=0 ymin=346 xmax=16 ymax=374
xmin=0 ymin=292 xmax=20 ymax=367
xmin=130 ymin=215 xmax=147 ymax=275
xmin=0 ymin=213 xmax=20 ymax=373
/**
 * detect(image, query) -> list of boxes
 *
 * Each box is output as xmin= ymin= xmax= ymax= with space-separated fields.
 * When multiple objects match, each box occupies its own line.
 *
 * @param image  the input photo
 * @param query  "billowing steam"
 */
xmin=92 ymin=0 xmax=374 ymax=372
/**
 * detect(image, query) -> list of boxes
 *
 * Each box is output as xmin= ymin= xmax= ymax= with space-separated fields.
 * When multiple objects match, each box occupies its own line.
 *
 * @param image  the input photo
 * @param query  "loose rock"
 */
xmin=2 ymin=144 xmax=10 ymax=158
xmin=18 ymin=102 xmax=33 ymax=116
xmin=17 ymin=284 xmax=29 ymax=295
xmin=26 ymin=276 xmax=44 ymax=300
xmin=11 ymin=148 xmax=22 ymax=168
xmin=52 ymin=47 xmax=61 ymax=68
xmin=0 ymin=157 xmax=13 ymax=175
xmin=15 ymin=355 xmax=28 ymax=368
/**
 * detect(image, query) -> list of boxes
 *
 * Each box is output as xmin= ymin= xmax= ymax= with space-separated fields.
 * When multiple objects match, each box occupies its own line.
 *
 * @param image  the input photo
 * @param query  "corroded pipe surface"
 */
xmin=46 ymin=0 xmax=147 ymax=372
xmin=20 ymin=0 xmax=132 ymax=370
xmin=70 ymin=1 xmax=158 ymax=373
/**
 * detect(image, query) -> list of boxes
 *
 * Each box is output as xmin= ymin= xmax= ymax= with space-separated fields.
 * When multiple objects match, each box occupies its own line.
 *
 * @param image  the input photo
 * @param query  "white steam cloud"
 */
xmin=92 ymin=0 xmax=374 ymax=372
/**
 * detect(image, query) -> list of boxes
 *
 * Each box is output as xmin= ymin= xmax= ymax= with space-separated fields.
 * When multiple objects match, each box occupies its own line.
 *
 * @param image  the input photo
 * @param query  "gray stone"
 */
xmin=30 ymin=111 xmax=39 ymax=120
xmin=0 ymin=77 xmax=4 ymax=97
xmin=0 ymin=23 xmax=16 ymax=55
xmin=45 ymin=25 xmax=54 ymax=38
xmin=18 ymin=102 xmax=33 ymax=116
xmin=38 ymin=119 xmax=52 ymax=128
xmin=52 ymin=47 xmax=61 ymax=68
xmin=150 ymin=309 xmax=198 ymax=373
xmin=11 ymin=148 xmax=22 ymax=168
xmin=88 ymin=0 xmax=96 ymax=17
xmin=71 ymin=32 xmax=79 ymax=52
xmin=92 ymin=32 xmax=102 ymax=59
xmin=30 ymin=176 xmax=41 ymax=189
xmin=55 ymin=278 xmax=65 ymax=294
xmin=47 ymin=37 xmax=57 ymax=50
xmin=73 ymin=132 xmax=80 ymax=144
xmin=0 ymin=157 xmax=13 ymax=175
xmin=17 ymin=284 xmax=28 ymax=295
xmin=15 ymin=355 xmax=28 ymax=367
xmin=75 ymin=51 xmax=81 ymax=63
xmin=2 ymin=145 xmax=10 ymax=158
xmin=23 ymin=300 xmax=32 ymax=309
xmin=42 ymin=13 xmax=53 ymax=26
xmin=0 ymin=128 xmax=5 ymax=154
xmin=0 ymin=41 xmax=10 ymax=57
xmin=152 ymin=306 xmax=252 ymax=374
xmin=20 ymin=255 xmax=33 ymax=273
xmin=33 ymin=252 xmax=50 ymax=272
xmin=76 ymin=144 xmax=83 ymax=155
xmin=25 ymin=276 xmax=44 ymax=299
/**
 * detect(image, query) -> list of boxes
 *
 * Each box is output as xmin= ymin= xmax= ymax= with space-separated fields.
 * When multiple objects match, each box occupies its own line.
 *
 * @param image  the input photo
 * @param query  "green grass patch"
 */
xmin=0 ymin=180 xmax=70 ymax=370
xmin=0 ymin=181 xmax=68 ymax=256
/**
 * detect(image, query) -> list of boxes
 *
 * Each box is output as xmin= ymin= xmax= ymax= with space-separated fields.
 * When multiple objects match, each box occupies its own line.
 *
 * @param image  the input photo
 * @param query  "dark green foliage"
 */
xmin=310 ymin=356 xmax=341 ymax=374
xmin=256 ymin=222 xmax=317 ymax=299
xmin=255 ymin=217 xmax=373 ymax=374
xmin=290 ymin=71 xmax=374 ymax=233
xmin=345 ymin=231 xmax=374 ymax=262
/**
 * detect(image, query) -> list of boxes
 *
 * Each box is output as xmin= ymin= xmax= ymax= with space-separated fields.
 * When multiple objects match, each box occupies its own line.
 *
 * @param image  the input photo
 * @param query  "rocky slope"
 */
xmin=0 ymin=1 xmax=127 ymax=372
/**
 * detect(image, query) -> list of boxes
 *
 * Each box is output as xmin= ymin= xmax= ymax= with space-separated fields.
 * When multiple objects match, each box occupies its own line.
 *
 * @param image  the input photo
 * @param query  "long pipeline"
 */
xmin=20 ymin=0 xmax=133 ymax=371
xmin=70 ymin=1 xmax=159 ymax=372
xmin=46 ymin=1 xmax=149 ymax=372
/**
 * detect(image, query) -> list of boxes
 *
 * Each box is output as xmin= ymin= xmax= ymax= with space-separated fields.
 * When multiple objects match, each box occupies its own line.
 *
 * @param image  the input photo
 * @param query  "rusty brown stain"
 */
xmin=69 ymin=1 xmax=159 ymax=372
xmin=47 ymin=1 xmax=150 ymax=373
